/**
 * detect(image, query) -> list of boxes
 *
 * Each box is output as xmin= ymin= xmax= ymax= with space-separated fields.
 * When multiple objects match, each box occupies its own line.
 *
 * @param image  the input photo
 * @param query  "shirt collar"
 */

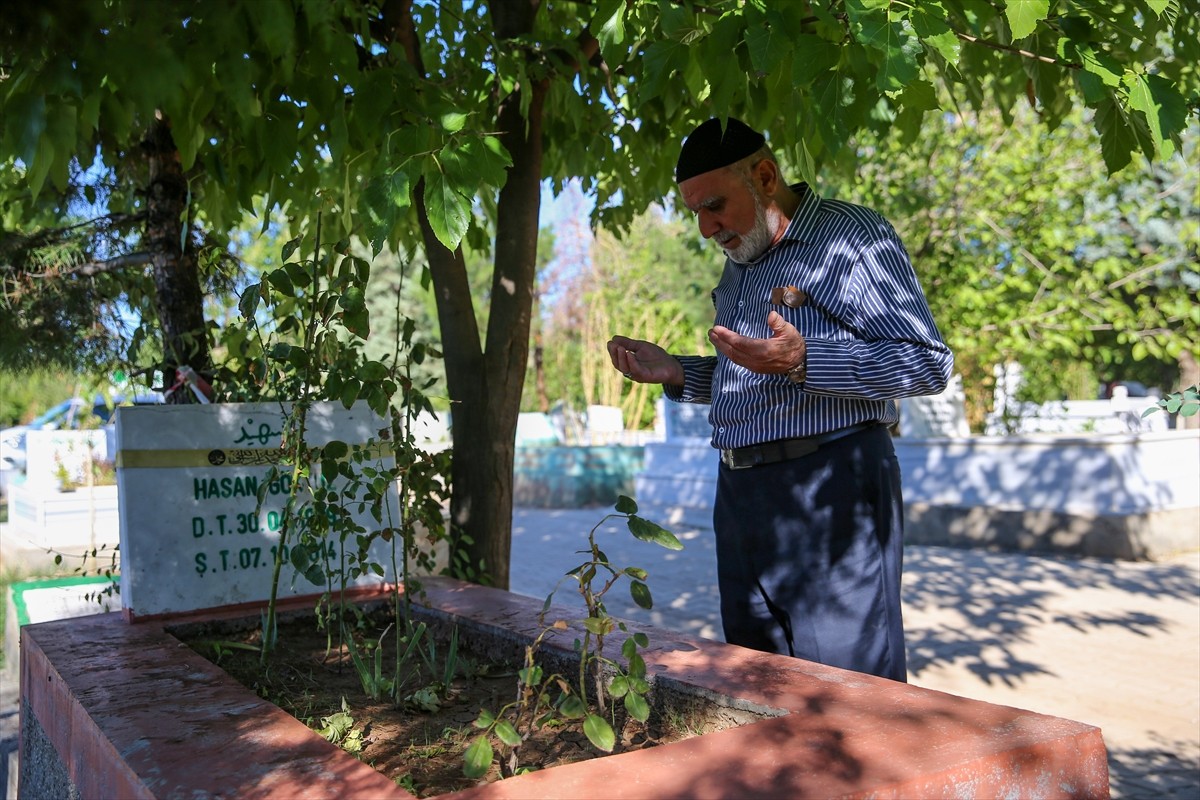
xmin=729 ymin=183 xmax=822 ymax=268
xmin=778 ymin=183 xmax=822 ymax=245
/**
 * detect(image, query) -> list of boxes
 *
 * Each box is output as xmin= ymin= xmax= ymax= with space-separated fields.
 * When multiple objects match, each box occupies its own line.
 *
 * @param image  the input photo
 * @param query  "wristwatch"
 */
xmin=786 ymin=358 xmax=807 ymax=385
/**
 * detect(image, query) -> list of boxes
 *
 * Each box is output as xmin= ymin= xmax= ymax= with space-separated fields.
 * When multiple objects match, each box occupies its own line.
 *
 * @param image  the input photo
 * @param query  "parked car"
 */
xmin=0 ymin=394 xmax=163 ymax=496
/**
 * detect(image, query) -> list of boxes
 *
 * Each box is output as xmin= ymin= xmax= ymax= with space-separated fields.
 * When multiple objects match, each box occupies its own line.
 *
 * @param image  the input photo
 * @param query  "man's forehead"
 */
xmin=679 ymin=169 xmax=741 ymax=211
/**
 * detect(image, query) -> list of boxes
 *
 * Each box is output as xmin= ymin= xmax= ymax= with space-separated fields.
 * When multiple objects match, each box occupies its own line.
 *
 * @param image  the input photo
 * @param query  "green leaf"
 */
xmin=624 ymin=691 xmax=650 ymax=723
xmin=595 ymin=0 xmax=627 ymax=67
xmin=339 ymin=286 xmax=366 ymax=313
xmin=441 ymin=112 xmax=468 ymax=132
xmin=630 ymin=580 xmax=653 ymax=610
xmin=622 ymin=566 xmax=648 ymax=581
xmin=422 ymin=165 xmax=471 ymax=251
xmin=265 ymin=268 xmax=295 ymax=297
xmin=493 ymin=719 xmax=522 ymax=747
xmin=281 ymin=237 xmax=302 ymax=262
xmin=614 ymin=495 xmax=637 ymax=514
xmin=745 ymin=22 xmax=786 ymax=78
xmin=1004 ymin=0 xmax=1050 ymax=39
xmin=557 ymin=693 xmax=587 ymax=719
xmin=1094 ymin=96 xmax=1136 ymax=174
xmin=627 ymin=516 xmax=684 ymax=550
xmin=463 ymin=735 xmax=493 ymax=778
xmin=620 ymin=637 xmax=637 ymax=660
xmin=448 ymin=137 xmax=512 ymax=189
xmin=289 ymin=542 xmax=310 ymax=572
xmin=583 ymin=714 xmax=615 ymax=752
xmin=323 ymin=440 xmax=349 ymax=459
xmin=342 ymin=307 xmax=370 ymax=339
xmin=641 ymin=40 xmax=689 ymax=100
xmin=474 ymin=708 xmax=496 ymax=729
xmin=791 ymin=34 xmax=842 ymax=87
xmin=356 ymin=360 xmax=389 ymax=381
xmin=582 ymin=616 xmax=615 ymax=635
xmin=238 ymin=283 xmax=261 ymax=319
xmin=911 ymin=2 xmax=960 ymax=62
xmin=608 ymin=675 xmax=630 ymax=698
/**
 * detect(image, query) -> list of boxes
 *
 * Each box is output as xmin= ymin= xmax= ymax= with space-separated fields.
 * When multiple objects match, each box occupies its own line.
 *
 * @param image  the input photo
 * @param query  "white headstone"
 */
xmin=116 ymin=402 xmax=400 ymax=618
xmin=659 ymin=399 xmax=713 ymax=441
xmin=585 ymin=405 xmax=624 ymax=442
xmin=900 ymin=374 xmax=971 ymax=438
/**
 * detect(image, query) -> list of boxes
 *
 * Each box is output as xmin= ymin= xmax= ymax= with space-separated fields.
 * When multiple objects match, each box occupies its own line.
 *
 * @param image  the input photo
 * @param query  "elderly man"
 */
xmin=608 ymin=117 xmax=952 ymax=681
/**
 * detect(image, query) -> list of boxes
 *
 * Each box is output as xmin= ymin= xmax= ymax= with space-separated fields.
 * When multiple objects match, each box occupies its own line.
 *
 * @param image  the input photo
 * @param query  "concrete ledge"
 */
xmin=20 ymin=577 xmax=1110 ymax=798
xmin=635 ymin=431 xmax=1199 ymax=561
xmin=906 ymin=503 xmax=1200 ymax=561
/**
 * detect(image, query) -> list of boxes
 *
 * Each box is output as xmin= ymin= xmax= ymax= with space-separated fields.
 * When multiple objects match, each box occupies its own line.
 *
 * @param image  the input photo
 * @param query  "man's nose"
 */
xmin=697 ymin=210 xmax=718 ymax=239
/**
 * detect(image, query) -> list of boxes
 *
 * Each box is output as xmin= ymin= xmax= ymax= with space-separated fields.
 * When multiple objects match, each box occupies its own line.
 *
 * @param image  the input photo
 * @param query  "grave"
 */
xmin=636 ymin=399 xmax=718 ymax=527
xmin=19 ymin=578 xmax=1110 ymax=798
xmin=2 ymin=576 xmax=117 ymax=684
xmin=115 ymin=401 xmax=400 ymax=618
xmin=17 ymin=400 xmax=1113 ymax=798
xmin=899 ymin=373 xmax=970 ymax=438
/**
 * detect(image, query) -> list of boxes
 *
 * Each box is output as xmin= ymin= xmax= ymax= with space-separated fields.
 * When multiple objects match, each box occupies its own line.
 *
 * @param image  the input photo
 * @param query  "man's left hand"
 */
xmin=708 ymin=310 xmax=806 ymax=375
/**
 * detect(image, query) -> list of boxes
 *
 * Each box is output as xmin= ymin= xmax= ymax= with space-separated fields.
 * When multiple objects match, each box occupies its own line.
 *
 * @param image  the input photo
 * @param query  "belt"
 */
xmin=719 ymin=423 xmax=877 ymax=470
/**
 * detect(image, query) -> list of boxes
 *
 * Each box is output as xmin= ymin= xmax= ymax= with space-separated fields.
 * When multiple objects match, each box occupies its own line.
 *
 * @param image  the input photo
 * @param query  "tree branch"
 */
xmin=954 ymin=30 xmax=1082 ymax=69
xmin=34 ymin=252 xmax=154 ymax=278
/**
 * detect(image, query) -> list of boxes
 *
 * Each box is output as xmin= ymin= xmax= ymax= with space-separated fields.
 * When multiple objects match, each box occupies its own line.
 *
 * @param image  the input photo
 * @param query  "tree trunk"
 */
xmin=1178 ymin=350 xmax=1199 ymax=430
xmin=143 ymin=116 xmax=211 ymax=399
xmin=402 ymin=0 xmax=547 ymax=589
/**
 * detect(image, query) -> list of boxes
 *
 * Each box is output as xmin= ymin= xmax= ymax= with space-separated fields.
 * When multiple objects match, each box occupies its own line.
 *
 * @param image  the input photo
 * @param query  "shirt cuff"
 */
xmin=666 ymin=355 xmax=714 ymax=403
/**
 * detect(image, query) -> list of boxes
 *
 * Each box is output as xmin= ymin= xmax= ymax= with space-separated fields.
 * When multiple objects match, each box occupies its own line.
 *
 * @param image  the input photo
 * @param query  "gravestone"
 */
xmin=658 ymin=398 xmax=713 ymax=441
xmin=115 ymin=402 xmax=400 ymax=618
xmin=900 ymin=374 xmax=971 ymax=438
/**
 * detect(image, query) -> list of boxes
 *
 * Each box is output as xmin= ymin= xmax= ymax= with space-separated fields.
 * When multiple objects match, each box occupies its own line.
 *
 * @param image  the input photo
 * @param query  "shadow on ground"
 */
xmin=902 ymin=547 xmax=1197 ymax=685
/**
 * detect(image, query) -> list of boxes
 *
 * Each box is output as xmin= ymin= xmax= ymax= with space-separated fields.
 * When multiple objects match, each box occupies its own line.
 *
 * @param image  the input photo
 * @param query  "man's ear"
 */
xmin=753 ymin=158 xmax=779 ymax=196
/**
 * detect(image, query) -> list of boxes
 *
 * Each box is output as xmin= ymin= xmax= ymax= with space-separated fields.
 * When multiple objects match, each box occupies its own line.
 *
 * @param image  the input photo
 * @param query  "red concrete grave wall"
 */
xmin=20 ymin=577 xmax=1109 ymax=799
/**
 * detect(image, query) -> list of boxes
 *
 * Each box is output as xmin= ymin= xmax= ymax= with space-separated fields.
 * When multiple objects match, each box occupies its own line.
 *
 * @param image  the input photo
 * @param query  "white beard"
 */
xmin=721 ymin=193 xmax=777 ymax=264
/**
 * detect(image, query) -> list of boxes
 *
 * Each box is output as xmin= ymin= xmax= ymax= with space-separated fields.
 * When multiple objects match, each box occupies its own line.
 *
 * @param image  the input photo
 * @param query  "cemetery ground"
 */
xmin=1 ymin=505 xmax=1198 ymax=798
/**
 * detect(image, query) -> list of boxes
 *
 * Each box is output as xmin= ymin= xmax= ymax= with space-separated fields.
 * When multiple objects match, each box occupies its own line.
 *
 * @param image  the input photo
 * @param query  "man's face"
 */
xmin=679 ymin=165 xmax=774 ymax=264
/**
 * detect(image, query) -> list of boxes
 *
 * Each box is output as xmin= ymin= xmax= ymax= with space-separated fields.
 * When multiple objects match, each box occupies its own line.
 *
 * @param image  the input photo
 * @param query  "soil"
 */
xmin=176 ymin=604 xmax=716 ymax=798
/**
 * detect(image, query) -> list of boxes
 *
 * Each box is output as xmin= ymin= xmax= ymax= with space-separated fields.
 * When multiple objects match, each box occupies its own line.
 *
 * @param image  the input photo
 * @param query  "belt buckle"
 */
xmin=721 ymin=447 xmax=757 ymax=470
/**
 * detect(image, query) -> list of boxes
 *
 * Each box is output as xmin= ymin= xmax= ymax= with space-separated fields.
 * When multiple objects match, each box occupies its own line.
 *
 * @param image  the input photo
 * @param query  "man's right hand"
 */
xmin=607 ymin=336 xmax=685 ymax=387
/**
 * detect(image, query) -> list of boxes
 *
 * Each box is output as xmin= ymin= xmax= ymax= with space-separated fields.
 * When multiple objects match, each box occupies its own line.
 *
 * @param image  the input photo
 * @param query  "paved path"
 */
xmin=511 ymin=507 xmax=1200 ymax=799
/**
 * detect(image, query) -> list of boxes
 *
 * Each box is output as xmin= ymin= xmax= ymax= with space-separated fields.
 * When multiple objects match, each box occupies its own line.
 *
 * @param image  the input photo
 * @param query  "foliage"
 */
xmin=317 ymin=698 xmax=366 ymax=754
xmin=465 ymin=495 xmax=682 ymax=778
xmin=535 ymin=206 xmax=715 ymax=429
xmin=1 ymin=0 xmax=1195 ymax=584
xmin=0 ymin=367 xmax=78 ymax=426
xmin=1143 ymin=384 xmax=1200 ymax=418
xmin=219 ymin=220 xmax=455 ymax=709
xmin=828 ymin=107 xmax=1198 ymax=428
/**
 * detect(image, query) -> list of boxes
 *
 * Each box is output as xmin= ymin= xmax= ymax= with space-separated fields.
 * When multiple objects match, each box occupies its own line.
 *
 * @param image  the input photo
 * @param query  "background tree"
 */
xmin=2 ymin=0 xmax=1195 ymax=586
xmin=829 ymin=108 xmax=1198 ymax=428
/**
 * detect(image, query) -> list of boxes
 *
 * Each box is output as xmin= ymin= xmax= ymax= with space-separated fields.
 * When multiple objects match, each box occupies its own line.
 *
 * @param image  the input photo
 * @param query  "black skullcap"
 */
xmin=675 ymin=117 xmax=766 ymax=183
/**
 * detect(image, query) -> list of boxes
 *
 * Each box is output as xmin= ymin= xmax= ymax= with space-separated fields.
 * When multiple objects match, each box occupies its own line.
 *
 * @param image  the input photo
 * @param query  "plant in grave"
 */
xmin=464 ymin=495 xmax=683 ymax=779
xmin=317 ymin=697 xmax=365 ymax=754
xmin=215 ymin=217 xmax=455 ymax=700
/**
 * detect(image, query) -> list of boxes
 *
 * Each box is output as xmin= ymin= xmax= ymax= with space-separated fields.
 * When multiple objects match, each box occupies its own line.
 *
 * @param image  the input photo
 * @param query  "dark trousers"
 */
xmin=712 ymin=425 xmax=907 ymax=682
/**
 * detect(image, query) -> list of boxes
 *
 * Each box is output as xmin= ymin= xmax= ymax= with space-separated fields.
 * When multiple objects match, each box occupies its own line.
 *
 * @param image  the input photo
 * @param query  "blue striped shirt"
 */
xmin=665 ymin=185 xmax=953 ymax=450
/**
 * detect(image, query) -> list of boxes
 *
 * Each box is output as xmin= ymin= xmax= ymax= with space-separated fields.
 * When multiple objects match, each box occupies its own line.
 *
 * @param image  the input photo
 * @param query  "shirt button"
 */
xmin=737 ymin=301 xmax=744 ymax=308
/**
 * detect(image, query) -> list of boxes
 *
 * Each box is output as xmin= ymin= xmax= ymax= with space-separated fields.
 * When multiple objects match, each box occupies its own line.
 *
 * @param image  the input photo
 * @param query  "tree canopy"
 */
xmin=2 ymin=0 xmax=1196 ymax=585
